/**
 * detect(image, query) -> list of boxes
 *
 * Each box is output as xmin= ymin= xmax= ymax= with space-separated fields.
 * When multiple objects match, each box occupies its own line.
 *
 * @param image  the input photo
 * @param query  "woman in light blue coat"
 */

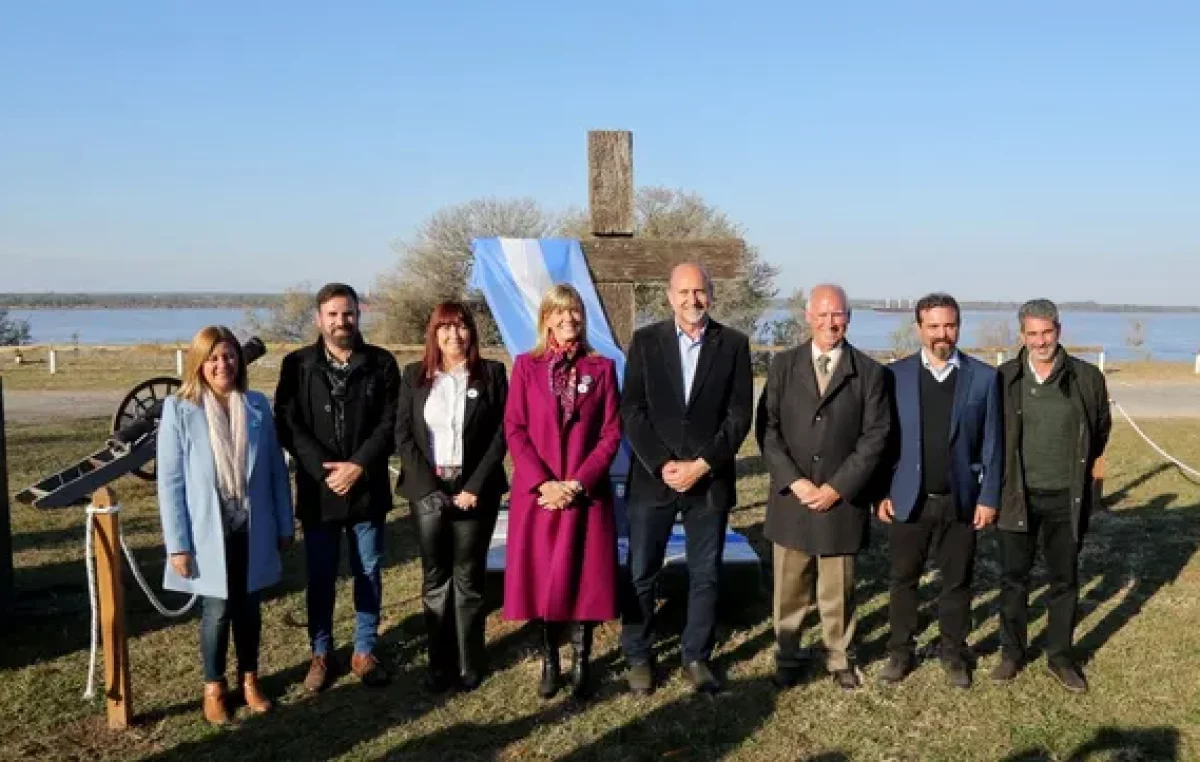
xmin=157 ymin=325 xmax=294 ymax=725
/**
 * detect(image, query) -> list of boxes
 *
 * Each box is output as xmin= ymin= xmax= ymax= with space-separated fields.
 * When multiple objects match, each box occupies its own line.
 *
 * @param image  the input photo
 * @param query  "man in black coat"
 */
xmin=757 ymin=284 xmax=891 ymax=691
xmin=620 ymin=262 xmax=754 ymax=695
xmin=992 ymin=299 xmax=1111 ymax=693
xmin=274 ymin=283 xmax=400 ymax=692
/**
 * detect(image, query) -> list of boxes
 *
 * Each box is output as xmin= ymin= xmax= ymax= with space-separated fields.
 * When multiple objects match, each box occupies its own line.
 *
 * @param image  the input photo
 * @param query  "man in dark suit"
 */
xmin=758 ymin=284 xmax=891 ymax=691
xmin=620 ymin=262 xmax=754 ymax=695
xmin=877 ymin=292 xmax=1003 ymax=690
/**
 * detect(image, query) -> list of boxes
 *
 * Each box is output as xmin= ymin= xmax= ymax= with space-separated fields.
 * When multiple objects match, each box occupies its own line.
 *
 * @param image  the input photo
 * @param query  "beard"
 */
xmin=930 ymin=340 xmax=954 ymax=360
xmin=327 ymin=327 xmax=357 ymax=349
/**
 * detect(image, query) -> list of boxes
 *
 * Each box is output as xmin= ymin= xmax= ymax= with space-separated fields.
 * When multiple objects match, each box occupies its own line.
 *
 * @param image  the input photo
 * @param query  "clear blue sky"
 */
xmin=2 ymin=1 xmax=1198 ymax=304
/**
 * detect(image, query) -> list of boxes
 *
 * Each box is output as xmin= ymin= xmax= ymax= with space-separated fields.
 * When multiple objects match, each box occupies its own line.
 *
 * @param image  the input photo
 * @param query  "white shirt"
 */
xmin=676 ymin=321 xmax=707 ymax=401
xmin=811 ymin=341 xmax=844 ymax=377
xmin=423 ymin=363 xmax=469 ymax=467
xmin=920 ymin=348 xmax=962 ymax=383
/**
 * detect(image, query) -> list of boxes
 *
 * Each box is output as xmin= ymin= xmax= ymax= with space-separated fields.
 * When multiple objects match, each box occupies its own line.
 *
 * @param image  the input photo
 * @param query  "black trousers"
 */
xmin=200 ymin=531 xmax=261 ymax=682
xmin=999 ymin=489 xmax=1080 ymax=666
xmin=887 ymin=494 xmax=977 ymax=664
xmin=621 ymin=497 xmax=728 ymax=665
xmin=412 ymin=476 xmax=499 ymax=679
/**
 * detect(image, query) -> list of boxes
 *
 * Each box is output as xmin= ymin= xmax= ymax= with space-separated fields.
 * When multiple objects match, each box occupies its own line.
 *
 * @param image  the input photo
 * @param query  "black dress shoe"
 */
xmin=878 ymin=653 xmax=914 ymax=685
xmin=1047 ymin=661 xmax=1088 ymax=694
xmin=626 ymin=662 xmax=655 ymax=696
xmin=459 ymin=670 xmax=484 ymax=692
xmin=684 ymin=661 xmax=721 ymax=694
xmin=831 ymin=669 xmax=861 ymax=691
xmin=773 ymin=663 xmax=804 ymax=689
xmin=990 ymin=657 xmax=1022 ymax=683
xmin=943 ymin=660 xmax=972 ymax=690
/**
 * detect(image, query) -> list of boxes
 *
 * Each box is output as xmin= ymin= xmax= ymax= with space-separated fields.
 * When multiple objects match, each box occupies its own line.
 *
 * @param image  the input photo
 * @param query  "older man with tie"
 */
xmin=757 ymin=284 xmax=891 ymax=690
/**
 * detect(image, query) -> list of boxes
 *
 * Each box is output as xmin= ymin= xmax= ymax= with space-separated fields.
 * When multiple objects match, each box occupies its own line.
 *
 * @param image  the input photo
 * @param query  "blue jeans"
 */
xmin=305 ymin=518 xmax=385 ymax=657
xmin=201 ymin=531 xmax=261 ymax=681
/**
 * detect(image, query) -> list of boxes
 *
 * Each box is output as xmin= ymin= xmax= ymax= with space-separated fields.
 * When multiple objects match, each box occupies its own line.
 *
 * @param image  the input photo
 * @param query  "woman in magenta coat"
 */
xmin=504 ymin=283 xmax=622 ymax=700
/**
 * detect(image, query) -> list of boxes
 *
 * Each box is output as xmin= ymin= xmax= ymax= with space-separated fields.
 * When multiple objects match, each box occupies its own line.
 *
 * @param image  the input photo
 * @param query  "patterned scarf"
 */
xmin=546 ymin=339 xmax=580 ymax=422
xmin=202 ymin=388 xmax=249 ymax=532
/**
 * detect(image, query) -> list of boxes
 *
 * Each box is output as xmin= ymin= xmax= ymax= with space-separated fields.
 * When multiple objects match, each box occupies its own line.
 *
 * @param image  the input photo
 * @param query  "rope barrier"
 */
xmin=82 ymin=504 xmax=197 ymax=700
xmin=1111 ymin=399 xmax=1200 ymax=482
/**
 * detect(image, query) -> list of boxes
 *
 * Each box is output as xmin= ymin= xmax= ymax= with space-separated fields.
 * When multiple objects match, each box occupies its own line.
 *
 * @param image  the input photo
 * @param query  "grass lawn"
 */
xmin=2 ymin=418 xmax=1199 ymax=761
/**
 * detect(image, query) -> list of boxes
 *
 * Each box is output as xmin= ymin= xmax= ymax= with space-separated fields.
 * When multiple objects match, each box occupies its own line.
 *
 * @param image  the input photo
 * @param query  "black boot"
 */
xmin=538 ymin=621 xmax=561 ymax=699
xmin=569 ymin=622 xmax=594 ymax=699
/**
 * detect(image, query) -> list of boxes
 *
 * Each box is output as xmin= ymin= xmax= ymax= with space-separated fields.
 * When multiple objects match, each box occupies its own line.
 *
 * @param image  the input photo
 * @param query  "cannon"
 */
xmin=16 ymin=338 xmax=267 ymax=509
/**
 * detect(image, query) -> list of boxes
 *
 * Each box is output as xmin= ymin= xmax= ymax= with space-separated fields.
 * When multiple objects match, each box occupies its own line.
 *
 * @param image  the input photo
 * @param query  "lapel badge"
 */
xmin=466 ymin=388 xmax=480 ymax=399
xmin=581 ymin=374 xmax=593 ymax=385
xmin=577 ymin=383 xmax=589 ymax=394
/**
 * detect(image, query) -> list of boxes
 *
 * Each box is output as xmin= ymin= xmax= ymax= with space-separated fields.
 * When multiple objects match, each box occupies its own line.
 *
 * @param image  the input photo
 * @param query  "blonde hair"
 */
xmin=177 ymin=325 xmax=248 ymax=404
xmin=531 ymin=284 xmax=593 ymax=357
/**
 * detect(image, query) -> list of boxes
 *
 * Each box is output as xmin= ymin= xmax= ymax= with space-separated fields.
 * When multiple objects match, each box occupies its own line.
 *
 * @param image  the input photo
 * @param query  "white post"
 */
xmin=49 ymin=349 xmax=57 ymax=375
xmin=1194 ymin=352 xmax=1200 ymax=375
xmin=995 ymin=350 xmax=1005 ymax=365
xmin=1097 ymin=350 xmax=1106 ymax=373
xmin=175 ymin=349 xmax=184 ymax=377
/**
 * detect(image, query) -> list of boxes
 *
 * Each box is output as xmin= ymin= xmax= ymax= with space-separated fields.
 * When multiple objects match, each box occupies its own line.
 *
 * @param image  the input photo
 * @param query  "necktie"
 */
xmin=816 ymin=354 xmax=832 ymax=394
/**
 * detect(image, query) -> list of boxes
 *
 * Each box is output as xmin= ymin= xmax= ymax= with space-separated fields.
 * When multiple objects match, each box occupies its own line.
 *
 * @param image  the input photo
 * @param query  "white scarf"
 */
xmin=203 ymin=388 xmax=249 ymax=506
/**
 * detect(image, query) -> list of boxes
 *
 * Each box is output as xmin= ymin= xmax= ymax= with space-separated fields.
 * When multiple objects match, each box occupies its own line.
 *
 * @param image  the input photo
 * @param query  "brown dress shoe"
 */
xmin=351 ymin=652 xmax=391 ymax=687
xmin=241 ymin=672 xmax=273 ymax=714
xmin=304 ymin=655 xmax=330 ymax=694
xmin=203 ymin=680 xmax=230 ymax=725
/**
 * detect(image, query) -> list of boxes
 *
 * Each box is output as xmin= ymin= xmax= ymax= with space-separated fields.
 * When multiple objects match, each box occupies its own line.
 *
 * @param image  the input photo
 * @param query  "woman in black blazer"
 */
xmin=395 ymin=301 xmax=508 ymax=692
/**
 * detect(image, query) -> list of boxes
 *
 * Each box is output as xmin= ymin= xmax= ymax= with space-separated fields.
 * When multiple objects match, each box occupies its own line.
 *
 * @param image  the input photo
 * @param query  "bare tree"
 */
xmin=889 ymin=321 xmax=921 ymax=359
xmin=0 ymin=309 xmax=32 ymax=346
xmin=375 ymin=198 xmax=577 ymax=344
xmin=243 ymin=283 xmax=317 ymax=343
xmin=762 ymin=288 xmax=810 ymax=347
xmin=975 ymin=317 xmax=1017 ymax=351
xmin=1125 ymin=318 xmax=1149 ymax=359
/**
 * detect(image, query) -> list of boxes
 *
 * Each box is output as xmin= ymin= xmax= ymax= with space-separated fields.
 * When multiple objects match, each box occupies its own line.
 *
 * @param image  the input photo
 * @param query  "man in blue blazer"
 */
xmin=876 ymin=293 xmax=1003 ymax=690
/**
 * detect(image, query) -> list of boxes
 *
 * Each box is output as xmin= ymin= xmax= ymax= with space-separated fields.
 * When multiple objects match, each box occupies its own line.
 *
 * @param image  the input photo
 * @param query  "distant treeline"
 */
xmin=0 ymin=293 xmax=288 ymax=309
xmin=766 ymin=297 xmax=1200 ymax=314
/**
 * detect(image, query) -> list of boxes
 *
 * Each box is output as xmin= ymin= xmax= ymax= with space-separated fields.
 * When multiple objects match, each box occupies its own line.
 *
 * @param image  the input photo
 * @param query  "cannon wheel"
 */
xmin=112 ymin=376 xmax=181 ymax=481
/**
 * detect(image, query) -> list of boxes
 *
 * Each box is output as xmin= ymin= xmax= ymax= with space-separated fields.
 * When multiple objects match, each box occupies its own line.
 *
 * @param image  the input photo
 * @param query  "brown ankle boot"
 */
xmin=203 ymin=680 xmax=230 ymax=725
xmin=241 ymin=672 xmax=273 ymax=714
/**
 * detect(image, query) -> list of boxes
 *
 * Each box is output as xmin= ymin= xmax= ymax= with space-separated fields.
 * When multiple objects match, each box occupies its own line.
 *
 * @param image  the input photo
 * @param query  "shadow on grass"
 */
xmin=1002 ymin=725 xmax=1180 ymax=761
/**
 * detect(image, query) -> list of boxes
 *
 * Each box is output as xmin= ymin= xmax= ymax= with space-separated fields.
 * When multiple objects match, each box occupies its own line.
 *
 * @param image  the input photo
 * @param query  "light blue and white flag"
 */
xmin=468 ymin=237 xmax=625 ymax=382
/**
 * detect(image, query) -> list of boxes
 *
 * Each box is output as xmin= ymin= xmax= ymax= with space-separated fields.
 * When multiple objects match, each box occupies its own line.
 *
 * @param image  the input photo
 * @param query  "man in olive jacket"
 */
xmin=993 ymin=299 xmax=1110 ymax=693
xmin=275 ymin=283 xmax=400 ymax=692
xmin=757 ymin=285 xmax=891 ymax=691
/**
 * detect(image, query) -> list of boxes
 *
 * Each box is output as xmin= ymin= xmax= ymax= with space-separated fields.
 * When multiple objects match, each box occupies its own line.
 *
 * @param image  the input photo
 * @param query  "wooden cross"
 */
xmin=578 ymin=130 xmax=746 ymax=347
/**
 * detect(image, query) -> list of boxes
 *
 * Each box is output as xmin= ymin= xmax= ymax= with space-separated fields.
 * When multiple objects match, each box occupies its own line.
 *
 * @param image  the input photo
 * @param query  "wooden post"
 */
xmin=588 ymin=130 xmax=634 ymax=236
xmin=1097 ymin=350 xmax=1106 ymax=373
xmin=0 ymin=378 xmax=12 ymax=618
xmin=91 ymin=487 xmax=133 ymax=729
xmin=49 ymin=349 xmax=57 ymax=375
xmin=1194 ymin=352 xmax=1199 ymax=375
xmin=175 ymin=349 xmax=184 ymax=377
xmin=579 ymin=129 xmax=744 ymax=348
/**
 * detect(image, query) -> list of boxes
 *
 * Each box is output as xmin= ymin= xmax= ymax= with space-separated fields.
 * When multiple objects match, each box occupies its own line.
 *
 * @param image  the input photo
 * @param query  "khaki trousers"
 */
xmin=772 ymin=544 xmax=856 ymax=671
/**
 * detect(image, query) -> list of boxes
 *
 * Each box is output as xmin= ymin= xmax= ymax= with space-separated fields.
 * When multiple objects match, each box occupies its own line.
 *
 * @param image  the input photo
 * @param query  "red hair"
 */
xmin=418 ymin=301 xmax=482 ymax=385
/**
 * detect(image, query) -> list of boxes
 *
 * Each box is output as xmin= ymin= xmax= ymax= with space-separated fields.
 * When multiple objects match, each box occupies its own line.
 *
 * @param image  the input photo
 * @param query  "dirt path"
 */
xmin=3 ymin=390 xmax=124 ymax=424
